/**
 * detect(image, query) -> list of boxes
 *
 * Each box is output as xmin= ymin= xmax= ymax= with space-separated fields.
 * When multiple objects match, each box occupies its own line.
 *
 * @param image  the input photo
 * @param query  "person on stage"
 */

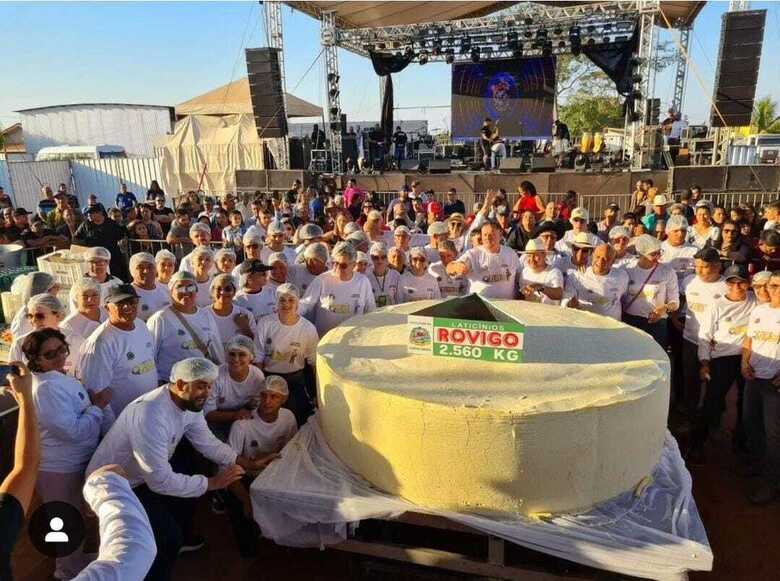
xmin=392 ymin=125 xmax=408 ymax=165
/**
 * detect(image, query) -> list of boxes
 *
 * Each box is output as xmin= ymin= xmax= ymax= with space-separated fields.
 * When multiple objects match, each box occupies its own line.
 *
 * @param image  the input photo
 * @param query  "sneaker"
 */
xmin=211 ymin=493 xmax=226 ymax=515
xmin=179 ymin=534 xmax=206 ymax=555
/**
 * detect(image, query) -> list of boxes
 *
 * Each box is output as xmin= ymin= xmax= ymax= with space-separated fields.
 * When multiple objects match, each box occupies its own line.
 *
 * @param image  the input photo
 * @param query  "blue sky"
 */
xmin=1 ymin=1 xmax=779 ymax=134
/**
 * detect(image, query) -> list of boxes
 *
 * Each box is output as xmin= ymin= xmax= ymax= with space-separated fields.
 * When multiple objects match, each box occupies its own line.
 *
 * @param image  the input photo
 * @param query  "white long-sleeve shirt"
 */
xmin=563 ymin=267 xmax=630 ymax=320
xmin=698 ymin=295 xmax=755 ymax=361
xmin=255 ymin=314 xmax=319 ymax=374
xmin=86 ymin=386 xmax=237 ymax=497
xmin=455 ymin=246 xmax=519 ymax=299
xmin=147 ymin=306 xmax=225 ymax=382
xmin=622 ymin=262 xmax=679 ymax=319
xmin=680 ymin=275 xmax=727 ymax=344
xmin=397 ymin=270 xmax=441 ymax=303
xmin=33 ymin=370 xmax=105 ymax=473
xmin=299 ymin=271 xmax=376 ymax=336
xmin=75 ymin=470 xmax=156 ymax=581
xmin=746 ymin=303 xmax=780 ymax=380
xmin=78 ymin=320 xmax=159 ymax=416
xmin=60 ymin=310 xmax=106 ymax=377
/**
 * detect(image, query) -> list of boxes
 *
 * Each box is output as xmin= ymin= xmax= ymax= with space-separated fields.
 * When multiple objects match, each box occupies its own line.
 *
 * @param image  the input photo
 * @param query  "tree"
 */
xmin=751 ymin=97 xmax=780 ymax=134
xmin=559 ymin=94 xmax=625 ymax=137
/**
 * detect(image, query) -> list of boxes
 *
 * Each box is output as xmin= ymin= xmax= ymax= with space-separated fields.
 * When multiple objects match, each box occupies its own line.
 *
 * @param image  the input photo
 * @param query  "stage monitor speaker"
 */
xmin=710 ymin=9 xmax=766 ymax=127
xmin=246 ymin=47 xmax=288 ymax=138
xmin=530 ymin=156 xmax=557 ymax=173
xmin=499 ymin=158 xmax=525 ymax=173
xmin=400 ymin=159 xmax=420 ymax=172
xmin=428 ymin=159 xmax=451 ymax=174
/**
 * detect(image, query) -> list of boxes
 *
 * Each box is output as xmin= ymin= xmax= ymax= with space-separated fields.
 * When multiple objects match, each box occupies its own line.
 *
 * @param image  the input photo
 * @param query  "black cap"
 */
xmin=694 ymin=247 xmax=720 ymax=263
xmin=239 ymin=259 xmax=272 ymax=275
xmin=105 ymin=284 xmax=139 ymax=304
xmin=533 ymin=222 xmax=559 ymax=237
xmin=12 ymin=208 xmax=32 ymax=216
xmin=723 ymin=264 xmax=749 ymax=282
xmin=607 ymin=203 xmax=620 ymax=211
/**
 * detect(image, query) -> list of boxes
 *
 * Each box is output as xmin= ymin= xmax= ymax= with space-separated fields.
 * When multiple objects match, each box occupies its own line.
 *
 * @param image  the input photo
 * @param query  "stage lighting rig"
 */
xmin=470 ymin=47 xmax=480 ymax=62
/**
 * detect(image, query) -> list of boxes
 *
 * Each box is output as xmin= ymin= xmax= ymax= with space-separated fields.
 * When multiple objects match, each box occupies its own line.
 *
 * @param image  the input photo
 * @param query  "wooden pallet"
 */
xmin=332 ymin=512 xmax=608 ymax=581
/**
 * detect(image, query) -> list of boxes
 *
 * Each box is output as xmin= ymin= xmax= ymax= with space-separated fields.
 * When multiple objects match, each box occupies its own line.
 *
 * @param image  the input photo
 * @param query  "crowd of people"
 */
xmin=0 ymin=176 xmax=779 ymax=580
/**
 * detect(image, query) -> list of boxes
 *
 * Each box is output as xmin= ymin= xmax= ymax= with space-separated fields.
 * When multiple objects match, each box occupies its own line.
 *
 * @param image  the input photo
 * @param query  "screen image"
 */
xmin=451 ymin=57 xmax=556 ymax=141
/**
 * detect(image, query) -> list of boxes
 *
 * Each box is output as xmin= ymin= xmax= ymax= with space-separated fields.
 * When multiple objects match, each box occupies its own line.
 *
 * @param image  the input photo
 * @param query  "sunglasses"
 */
xmin=175 ymin=283 xmax=198 ymax=294
xmin=41 ymin=343 xmax=69 ymax=360
xmin=26 ymin=312 xmax=48 ymax=321
xmin=371 ymin=255 xmax=387 ymax=260
xmin=722 ymin=228 xmax=736 ymax=233
xmin=335 ymin=262 xmax=352 ymax=269
xmin=411 ymin=257 xmax=427 ymax=262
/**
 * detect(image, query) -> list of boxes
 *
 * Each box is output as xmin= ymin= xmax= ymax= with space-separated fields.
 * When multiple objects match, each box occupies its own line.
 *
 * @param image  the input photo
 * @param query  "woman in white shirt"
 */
xmin=209 ymin=273 xmax=257 ymax=358
xmin=428 ymin=239 xmax=467 ymax=298
xmin=255 ymin=283 xmax=319 ymax=426
xmin=204 ymin=335 xmax=265 ymax=440
xmin=299 ymin=242 xmax=376 ymax=337
xmin=129 ymin=252 xmax=170 ymax=322
xmin=9 ymin=294 xmax=67 ymax=364
xmin=24 ymin=328 xmax=112 ymax=580
xmin=9 ymin=271 xmax=60 ymax=338
xmin=192 ymin=247 xmax=216 ymax=308
xmin=154 ymin=249 xmax=177 ymax=286
xmin=687 ymin=202 xmax=720 ymax=249
xmin=367 ymin=242 xmax=401 ymax=307
xmin=397 ymin=247 xmax=441 ymax=303
xmin=80 ymin=246 xmax=123 ymax=308
xmin=61 ymin=278 xmax=106 ymax=375
xmin=622 ymin=234 xmax=680 ymax=350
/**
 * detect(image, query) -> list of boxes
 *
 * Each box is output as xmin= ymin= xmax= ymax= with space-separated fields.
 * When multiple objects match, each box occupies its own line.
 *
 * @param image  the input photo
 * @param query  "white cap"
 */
xmin=370 ymin=242 xmax=388 ymax=256
xmin=84 ymin=246 xmax=111 ymax=262
xmin=332 ymin=241 xmax=357 ymax=261
xmin=262 ymin=375 xmax=289 ymax=396
xmin=633 ymin=233 xmax=662 ymax=256
xmin=343 ymin=222 xmax=361 ymax=236
xmin=428 ymin=221 xmax=448 ymax=236
xmin=214 ymin=248 xmax=236 ymax=261
xmin=225 ymin=335 xmax=256 ymax=357
xmin=571 ymin=231 xmax=595 ymax=248
xmin=652 ymin=194 xmax=670 ymax=206
xmin=170 ymin=357 xmax=219 ymax=383
xmin=303 ymin=242 xmax=330 ymax=262
xmin=243 ymin=231 xmax=263 ymax=245
xmin=570 ymin=207 xmax=589 ymax=222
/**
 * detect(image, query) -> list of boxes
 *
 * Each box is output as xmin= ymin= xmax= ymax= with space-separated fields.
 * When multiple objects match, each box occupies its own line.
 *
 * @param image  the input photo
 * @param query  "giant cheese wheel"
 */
xmin=316 ymin=300 xmax=670 ymax=516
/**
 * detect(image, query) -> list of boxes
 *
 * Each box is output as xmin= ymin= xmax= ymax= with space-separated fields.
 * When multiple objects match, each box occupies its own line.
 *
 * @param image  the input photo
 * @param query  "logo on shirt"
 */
xmin=127 ymin=352 xmax=135 ymax=360
xmin=78 ymin=392 xmax=85 ymax=400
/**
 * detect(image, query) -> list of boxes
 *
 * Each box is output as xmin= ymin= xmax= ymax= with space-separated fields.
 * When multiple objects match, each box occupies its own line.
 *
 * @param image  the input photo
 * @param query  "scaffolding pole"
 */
xmin=671 ymin=26 xmax=690 ymax=115
xmin=625 ymin=7 xmax=656 ymax=169
xmin=322 ymin=10 xmax=342 ymax=173
xmin=264 ymin=0 xmax=289 ymax=169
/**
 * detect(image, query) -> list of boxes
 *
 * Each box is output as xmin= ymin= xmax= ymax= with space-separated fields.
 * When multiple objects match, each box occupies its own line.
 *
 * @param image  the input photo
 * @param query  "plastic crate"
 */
xmin=1 ymin=287 xmax=72 ymax=327
xmin=37 ymin=251 xmax=88 ymax=288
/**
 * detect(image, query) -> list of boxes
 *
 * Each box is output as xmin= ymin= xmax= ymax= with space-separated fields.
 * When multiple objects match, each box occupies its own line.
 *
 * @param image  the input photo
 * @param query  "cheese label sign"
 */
xmin=408 ymin=315 xmax=524 ymax=364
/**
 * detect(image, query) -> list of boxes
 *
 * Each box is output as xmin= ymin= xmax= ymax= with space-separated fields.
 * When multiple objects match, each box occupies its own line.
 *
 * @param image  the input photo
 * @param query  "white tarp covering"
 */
xmin=251 ymin=417 xmax=713 ymax=581
xmin=155 ymin=114 xmax=265 ymax=196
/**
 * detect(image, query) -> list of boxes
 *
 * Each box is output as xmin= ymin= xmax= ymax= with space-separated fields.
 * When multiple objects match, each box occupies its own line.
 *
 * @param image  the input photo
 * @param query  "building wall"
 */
xmin=20 ymin=104 xmax=174 ymax=157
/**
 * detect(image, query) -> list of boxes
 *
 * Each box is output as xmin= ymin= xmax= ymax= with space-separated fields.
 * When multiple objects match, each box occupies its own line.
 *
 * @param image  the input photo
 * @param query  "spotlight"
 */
xmin=586 ymin=25 xmax=595 ymax=33
xmin=445 ymin=49 xmax=455 ymax=64
xmin=460 ymin=38 xmax=471 ymax=54
xmin=523 ymin=29 xmax=533 ymax=39
xmin=470 ymin=47 xmax=480 ymax=62
xmin=483 ymin=46 xmax=493 ymax=58
xmin=329 ymin=106 xmax=339 ymax=116
xmin=329 ymin=88 xmax=339 ymax=98
xmin=327 ymin=73 xmax=339 ymax=83
xmin=536 ymin=28 xmax=548 ymax=39
xmin=431 ymin=40 xmax=442 ymax=56
xmin=553 ymin=27 xmax=563 ymax=36
xmin=418 ymin=50 xmax=429 ymax=65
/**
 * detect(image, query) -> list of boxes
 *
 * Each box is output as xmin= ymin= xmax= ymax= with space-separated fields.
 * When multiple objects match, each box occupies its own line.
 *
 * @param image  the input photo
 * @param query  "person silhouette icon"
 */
xmin=44 ymin=517 xmax=69 ymax=543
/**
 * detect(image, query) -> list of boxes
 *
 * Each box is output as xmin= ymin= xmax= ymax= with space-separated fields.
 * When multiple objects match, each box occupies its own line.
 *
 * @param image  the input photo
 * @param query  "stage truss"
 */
xmin=277 ymin=0 xmax=698 ymax=171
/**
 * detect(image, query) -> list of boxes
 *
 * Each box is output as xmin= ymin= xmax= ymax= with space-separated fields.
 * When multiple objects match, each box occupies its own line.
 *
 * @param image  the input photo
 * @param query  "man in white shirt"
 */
xmin=660 ymin=215 xmax=698 ymax=288
xmin=518 ymin=238 xmax=564 ymax=305
xmin=741 ymin=271 xmax=780 ymax=504
xmin=86 ymin=358 xmax=267 ymax=580
xmin=255 ymin=284 xmax=319 ymax=426
xmin=429 ymin=240 xmax=467 ymax=298
xmin=564 ymin=244 xmax=629 ymax=320
xmin=447 ymin=220 xmax=520 ymax=299
xmin=675 ymin=247 xmax=726 ymax=421
xmin=300 ymin=242 xmax=376 ymax=336
xmin=688 ymin=265 xmax=755 ymax=463
xmin=260 ymin=221 xmax=297 ymax=264
xmin=78 ymin=284 xmax=159 ymax=416
xmin=223 ymin=375 xmax=297 ymax=558
xmin=178 ymin=223 xmax=215 ymax=275
xmin=129 ymin=251 xmax=170 ymax=322
xmin=235 ymin=259 xmax=277 ymax=320
xmin=289 ymin=242 xmax=329 ymax=295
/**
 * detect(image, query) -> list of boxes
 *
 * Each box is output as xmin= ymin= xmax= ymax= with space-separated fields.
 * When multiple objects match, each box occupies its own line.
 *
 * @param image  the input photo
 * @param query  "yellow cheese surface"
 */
xmin=317 ymin=300 xmax=670 ymax=517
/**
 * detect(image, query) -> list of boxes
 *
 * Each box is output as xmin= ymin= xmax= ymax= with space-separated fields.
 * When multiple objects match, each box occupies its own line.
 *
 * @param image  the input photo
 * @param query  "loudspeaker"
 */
xmin=499 ymin=158 xmax=525 ymax=173
xmin=288 ymin=138 xmax=305 ymax=169
xmin=400 ymin=159 xmax=420 ymax=172
xmin=340 ymin=114 xmax=347 ymax=136
xmin=428 ymin=159 xmax=451 ymax=174
xmin=710 ymin=10 xmax=766 ymax=127
xmin=530 ymin=156 xmax=557 ymax=172
xmin=246 ymin=47 xmax=288 ymax=138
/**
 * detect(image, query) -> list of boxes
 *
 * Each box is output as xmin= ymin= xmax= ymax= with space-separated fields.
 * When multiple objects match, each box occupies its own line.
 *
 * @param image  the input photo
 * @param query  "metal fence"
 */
xmin=71 ymin=158 xmax=162 ymax=210
xmin=0 ymin=160 xmax=71 ymax=210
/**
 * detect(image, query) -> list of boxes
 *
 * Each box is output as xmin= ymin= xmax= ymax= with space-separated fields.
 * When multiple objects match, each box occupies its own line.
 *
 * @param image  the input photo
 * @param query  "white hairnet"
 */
xmin=332 ymin=241 xmax=357 ymax=262
xmin=276 ymin=282 xmax=300 ymax=299
xmin=224 ymin=335 xmax=256 ymax=356
xmin=27 ymin=293 xmax=66 ymax=315
xmin=369 ymin=242 xmax=388 ymax=256
xmin=155 ymin=249 xmax=177 ymax=265
xmin=266 ymin=220 xmax=285 ymax=235
xmin=168 ymin=270 xmax=197 ymax=291
xmin=243 ymin=230 xmax=263 ymax=245
xmin=633 ymin=234 xmax=662 ymax=256
xmin=189 ymin=223 xmax=211 ymax=237
xmin=69 ymin=276 xmax=100 ymax=304
xmin=356 ymin=251 xmax=369 ymax=264
xmin=13 ymin=271 xmax=57 ymax=303
xmin=84 ymin=246 xmax=111 ymax=262
xmin=170 ymin=357 xmax=219 ymax=384
xmin=343 ymin=222 xmax=361 ymax=236
xmin=298 ymin=223 xmax=324 ymax=241
xmin=267 ymin=252 xmax=287 ymax=265
xmin=210 ymin=273 xmax=237 ymax=294
xmin=261 ymin=375 xmax=289 ymax=396
xmin=304 ymin=242 xmax=329 ymax=263
xmin=665 ymin=215 xmax=689 ymax=233
xmin=129 ymin=252 xmax=156 ymax=271
xmin=752 ymin=271 xmax=772 ymax=285
xmin=214 ymin=248 xmax=236 ymax=262
xmin=191 ymin=246 xmax=215 ymax=260
xmin=608 ymin=226 xmax=631 ymax=240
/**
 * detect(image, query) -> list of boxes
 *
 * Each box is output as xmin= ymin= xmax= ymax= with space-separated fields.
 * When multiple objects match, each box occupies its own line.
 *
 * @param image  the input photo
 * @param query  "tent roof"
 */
xmin=175 ymin=78 xmax=322 ymax=118
xmin=285 ymin=1 xmax=704 ymax=29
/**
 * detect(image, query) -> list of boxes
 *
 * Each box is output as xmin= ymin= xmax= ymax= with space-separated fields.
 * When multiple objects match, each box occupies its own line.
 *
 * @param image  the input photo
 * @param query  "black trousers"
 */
xmin=691 ymin=355 xmax=745 ymax=449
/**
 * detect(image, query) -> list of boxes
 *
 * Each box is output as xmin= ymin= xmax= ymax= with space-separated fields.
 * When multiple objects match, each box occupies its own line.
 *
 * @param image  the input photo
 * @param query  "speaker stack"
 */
xmin=245 ymin=48 xmax=288 ymax=138
xmin=710 ymin=10 xmax=766 ymax=127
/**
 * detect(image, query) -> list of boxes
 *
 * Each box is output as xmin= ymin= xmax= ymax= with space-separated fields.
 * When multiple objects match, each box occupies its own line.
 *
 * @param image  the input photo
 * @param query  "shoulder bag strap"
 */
xmin=170 ymin=308 xmax=216 ymax=363
xmin=624 ymin=263 xmax=659 ymax=312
